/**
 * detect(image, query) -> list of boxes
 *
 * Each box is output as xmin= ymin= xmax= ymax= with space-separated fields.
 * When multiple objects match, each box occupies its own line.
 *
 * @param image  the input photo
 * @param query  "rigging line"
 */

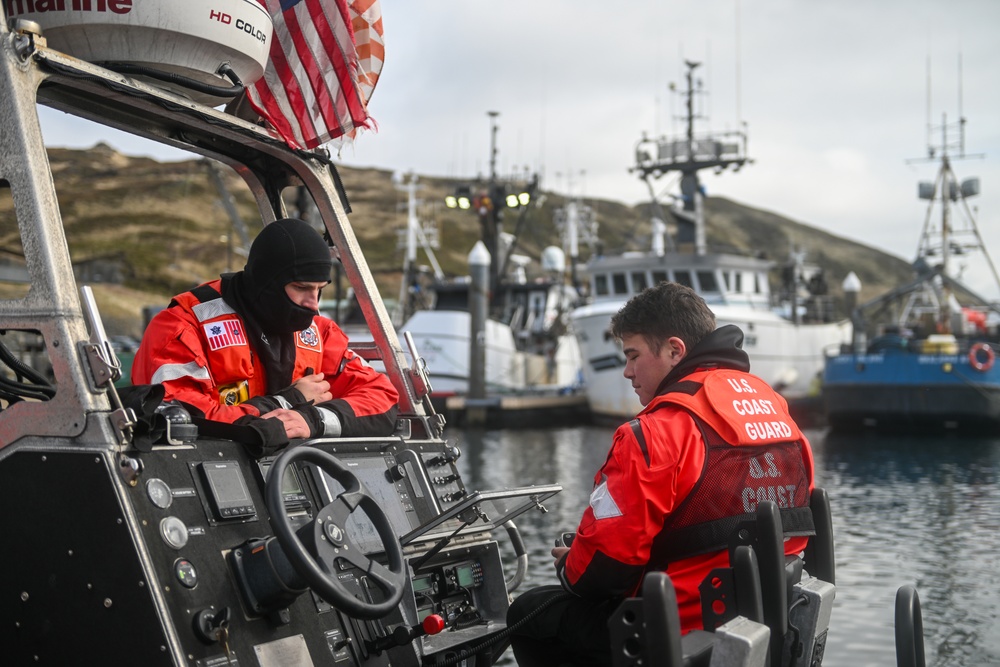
xmin=956 ymin=195 xmax=1000 ymax=292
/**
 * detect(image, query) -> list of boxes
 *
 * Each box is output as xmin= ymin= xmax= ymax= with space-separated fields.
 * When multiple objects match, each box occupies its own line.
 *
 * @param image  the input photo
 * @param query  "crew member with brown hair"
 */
xmin=507 ymin=281 xmax=815 ymax=666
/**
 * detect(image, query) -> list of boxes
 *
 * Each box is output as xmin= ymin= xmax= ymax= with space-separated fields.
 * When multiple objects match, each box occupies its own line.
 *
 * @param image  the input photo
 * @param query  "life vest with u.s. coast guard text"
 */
xmin=637 ymin=368 xmax=815 ymax=566
xmin=165 ymin=280 xmax=325 ymax=406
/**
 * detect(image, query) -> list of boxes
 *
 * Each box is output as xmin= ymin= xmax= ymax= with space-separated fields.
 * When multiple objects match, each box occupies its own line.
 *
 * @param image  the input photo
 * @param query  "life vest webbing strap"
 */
xmin=190 ymin=283 xmax=222 ymax=304
xmin=650 ymin=505 xmax=816 ymax=565
xmin=169 ymin=283 xmax=222 ymax=308
xmin=663 ymin=379 xmax=703 ymax=396
xmin=629 ymin=419 xmax=650 ymax=467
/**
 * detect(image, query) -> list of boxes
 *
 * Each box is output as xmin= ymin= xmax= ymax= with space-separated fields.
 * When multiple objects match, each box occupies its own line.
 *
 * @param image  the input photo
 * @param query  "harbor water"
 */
xmin=447 ymin=424 xmax=1000 ymax=667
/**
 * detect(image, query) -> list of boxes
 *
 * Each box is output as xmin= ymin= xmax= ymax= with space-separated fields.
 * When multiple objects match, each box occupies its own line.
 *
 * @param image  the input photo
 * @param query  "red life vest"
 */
xmin=636 ymin=369 xmax=815 ymax=566
xmin=166 ymin=281 xmax=327 ymax=405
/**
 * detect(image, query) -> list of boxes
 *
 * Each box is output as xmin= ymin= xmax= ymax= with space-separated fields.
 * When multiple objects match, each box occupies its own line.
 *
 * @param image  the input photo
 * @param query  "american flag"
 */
xmin=247 ymin=0 xmax=385 ymax=150
xmin=205 ymin=320 xmax=247 ymax=351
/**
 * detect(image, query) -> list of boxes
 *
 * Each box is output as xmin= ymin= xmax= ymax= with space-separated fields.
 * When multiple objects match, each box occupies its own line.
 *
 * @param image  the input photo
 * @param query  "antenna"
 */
xmin=958 ymin=52 xmax=965 ymax=155
xmin=925 ymin=55 xmax=932 ymax=157
xmin=705 ymin=40 xmax=712 ymax=126
xmin=735 ymin=0 xmax=742 ymax=127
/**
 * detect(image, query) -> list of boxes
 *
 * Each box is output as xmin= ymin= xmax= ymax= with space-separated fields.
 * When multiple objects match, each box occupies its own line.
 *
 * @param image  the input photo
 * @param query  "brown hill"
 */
xmin=1 ymin=145 xmax=914 ymax=337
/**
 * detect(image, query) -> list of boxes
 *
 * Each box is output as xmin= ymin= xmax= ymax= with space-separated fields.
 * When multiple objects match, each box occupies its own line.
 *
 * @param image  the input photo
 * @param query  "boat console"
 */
xmin=1 ymin=418 xmax=557 ymax=665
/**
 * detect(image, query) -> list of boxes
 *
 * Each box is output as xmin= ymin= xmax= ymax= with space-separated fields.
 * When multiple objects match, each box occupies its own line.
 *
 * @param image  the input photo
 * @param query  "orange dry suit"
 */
xmin=557 ymin=325 xmax=815 ymax=633
xmin=131 ymin=279 xmax=398 ymax=439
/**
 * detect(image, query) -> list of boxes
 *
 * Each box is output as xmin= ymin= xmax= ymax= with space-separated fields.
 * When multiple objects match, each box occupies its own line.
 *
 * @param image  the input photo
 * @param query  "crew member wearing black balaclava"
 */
xmin=221 ymin=217 xmax=333 ymax=394
xmin=132 ymin=217 xmax=399 ymax=453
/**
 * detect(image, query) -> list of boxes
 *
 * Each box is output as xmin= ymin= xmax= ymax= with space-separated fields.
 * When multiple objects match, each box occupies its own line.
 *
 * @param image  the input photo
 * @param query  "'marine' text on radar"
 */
xmin=6 ymin=0 xmax=133 ymax=15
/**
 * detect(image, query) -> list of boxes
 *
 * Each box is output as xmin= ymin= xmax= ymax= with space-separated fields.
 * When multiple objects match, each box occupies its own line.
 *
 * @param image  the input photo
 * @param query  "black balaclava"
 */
xmin=220 ymin=218 xmax=332 ymax=392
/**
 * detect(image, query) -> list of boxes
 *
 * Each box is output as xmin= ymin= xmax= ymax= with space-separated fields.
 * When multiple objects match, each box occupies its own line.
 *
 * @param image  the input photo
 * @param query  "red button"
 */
xmin=422 ymin=614 xmax=445 ymax=635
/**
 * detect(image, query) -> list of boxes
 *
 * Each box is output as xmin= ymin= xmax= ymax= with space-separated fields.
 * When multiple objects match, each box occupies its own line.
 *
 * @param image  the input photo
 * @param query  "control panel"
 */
xmin=34 ymin=434 xmax=554 ymax=666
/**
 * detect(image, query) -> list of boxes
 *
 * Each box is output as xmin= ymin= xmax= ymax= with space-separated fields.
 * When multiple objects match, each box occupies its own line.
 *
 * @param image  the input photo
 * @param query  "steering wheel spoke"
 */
xmin=365 ymin=558 xmax=404 ymax=594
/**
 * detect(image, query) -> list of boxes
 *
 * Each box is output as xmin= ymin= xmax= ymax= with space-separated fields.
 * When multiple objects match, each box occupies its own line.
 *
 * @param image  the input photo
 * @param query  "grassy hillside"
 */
xmin=0 ymin=145 xmax=915 ymax=338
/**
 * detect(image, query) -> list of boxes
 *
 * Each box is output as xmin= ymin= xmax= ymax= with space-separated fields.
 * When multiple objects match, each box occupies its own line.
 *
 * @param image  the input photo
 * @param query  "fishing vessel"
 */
xmin=394 ymin=130 xmax=587 ymax=422
xmin=822 ymin=112 xmax=1000 ymax=432
xmin=570 ymin=61 xmax=851 ymax=423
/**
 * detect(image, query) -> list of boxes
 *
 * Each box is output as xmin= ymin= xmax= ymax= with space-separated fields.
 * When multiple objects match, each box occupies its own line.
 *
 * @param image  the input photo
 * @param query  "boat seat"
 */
xmin=609 ymin=489 xmax=837 ymax=667
xmin=722 ymin=495 xmax=835 ymax=667
xmin=608 ymin=570 xmax=770 ymax=667
xmin=894 ymin=584 xmax=926 ymax=667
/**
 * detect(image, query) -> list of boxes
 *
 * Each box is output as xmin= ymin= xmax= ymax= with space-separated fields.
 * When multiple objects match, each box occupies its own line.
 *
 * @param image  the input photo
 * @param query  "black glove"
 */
xmin=232 ymin=414 xmax=290 ymax=457
xmin=245 ymin=385 xmax=307 ymax=414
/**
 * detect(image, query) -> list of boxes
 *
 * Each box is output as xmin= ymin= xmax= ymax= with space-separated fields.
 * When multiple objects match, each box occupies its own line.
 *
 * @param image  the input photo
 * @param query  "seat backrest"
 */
xmin=894 ymin=584 xmax=926 ymax=667
xmin=746 ymin=500 xmax=788 ymax=667
xmin=744 ymin=490 xmax=836 ymax=667
xmin=699 ymin=544 xmax=764 ymax=630
xmin=611 ymin=488 xmax=837 ymax=667
xmin=608 ymin=571 xmax=685 ymax=667
xmin=803 ymin=487 xmax=835 ymax=585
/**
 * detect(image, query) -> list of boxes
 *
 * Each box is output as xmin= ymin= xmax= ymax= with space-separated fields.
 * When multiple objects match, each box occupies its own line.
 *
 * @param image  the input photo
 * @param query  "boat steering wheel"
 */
xmin=266 ymin=445 xmax=406 ymax=619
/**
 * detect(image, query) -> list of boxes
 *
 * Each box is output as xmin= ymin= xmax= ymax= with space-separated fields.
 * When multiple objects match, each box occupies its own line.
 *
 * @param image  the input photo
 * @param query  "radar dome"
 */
xmin=9 ymin=0 xmax=272 ymax=105
xmin=541 ymin=246 xmax=566 ymax=273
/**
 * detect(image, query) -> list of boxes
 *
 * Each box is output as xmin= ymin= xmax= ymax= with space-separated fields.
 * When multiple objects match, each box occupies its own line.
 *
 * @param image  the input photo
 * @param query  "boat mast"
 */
xmin=396 ymin=173 xmax=444 ymax=325
xmin=908 ymin=95 xmax=995 ymax=333
xmin=632 ymin=60 xmax=750 ymax=256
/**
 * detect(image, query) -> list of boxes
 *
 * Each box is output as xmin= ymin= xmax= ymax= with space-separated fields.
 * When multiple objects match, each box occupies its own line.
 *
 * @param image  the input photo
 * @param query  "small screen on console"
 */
xmin=259 ymin=459 xmax=305 ymax=496
xmin=198 ymin=461 xmax=256 ymax=520
xmin=208 ymin=467 xmax=250 ymax=503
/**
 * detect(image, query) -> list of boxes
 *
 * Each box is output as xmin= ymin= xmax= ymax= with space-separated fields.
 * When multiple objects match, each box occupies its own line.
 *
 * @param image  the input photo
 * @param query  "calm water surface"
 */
xmin=446 ymin=424 xmax=1000 ymax=667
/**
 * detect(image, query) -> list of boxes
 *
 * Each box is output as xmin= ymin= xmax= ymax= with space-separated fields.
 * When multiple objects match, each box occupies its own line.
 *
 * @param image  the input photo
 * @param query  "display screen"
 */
xmin=259 ymin=459 xmax=306 ymax=496
xmin=198 ymin=461 xmax=256 ymax=520
xmin=208 ymin=467 xmax=250 ymax=503
xmin=314 ymin=455 xmax=417 ymax=555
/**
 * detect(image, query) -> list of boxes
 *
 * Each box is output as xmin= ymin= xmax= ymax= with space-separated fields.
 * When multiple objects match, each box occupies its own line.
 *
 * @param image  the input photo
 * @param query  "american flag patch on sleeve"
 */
xmin=204 ymin=319 xmax=247 ymax=351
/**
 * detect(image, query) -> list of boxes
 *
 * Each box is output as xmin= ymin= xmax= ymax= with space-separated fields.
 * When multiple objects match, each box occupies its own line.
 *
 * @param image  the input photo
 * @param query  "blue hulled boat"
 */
xmin=822 ymin=115 xmax=1000 ymax=432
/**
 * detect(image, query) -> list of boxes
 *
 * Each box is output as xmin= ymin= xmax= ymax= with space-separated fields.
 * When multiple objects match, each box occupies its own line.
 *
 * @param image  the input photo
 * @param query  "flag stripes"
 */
xmin=247 ymin=0 xmax=382 ymax=150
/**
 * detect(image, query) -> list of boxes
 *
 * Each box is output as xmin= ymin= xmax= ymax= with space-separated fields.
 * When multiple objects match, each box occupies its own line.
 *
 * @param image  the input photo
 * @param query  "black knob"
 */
xmin=193 ymin=606 xmax=231 ymax=645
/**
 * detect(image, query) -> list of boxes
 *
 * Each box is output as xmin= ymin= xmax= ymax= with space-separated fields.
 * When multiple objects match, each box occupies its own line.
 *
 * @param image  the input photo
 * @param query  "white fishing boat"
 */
xmin=399 ymin=247 xmax=585 ymax=398
xmin=393 ymin=135 xmax=586 ymax=410
xmin=571 ymin=61 xmax=851 ymax=423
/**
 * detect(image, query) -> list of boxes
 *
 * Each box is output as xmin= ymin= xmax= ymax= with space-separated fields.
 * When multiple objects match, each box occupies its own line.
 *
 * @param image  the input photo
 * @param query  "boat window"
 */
xmin=754 ymin=272 xmax=764 ymax=294
xmin=722 ymin=271 xmax=731 ymax=290
xmin=0 ymin=180 xmax=55 ymax=410
xmin=631 ymin=271 xmax=648 ymax=292
xmin=594 ymin=274 xmax=609 ymax=296
xmin=612 ymin=272 xmax=628 ymax=295
xmin=674 ymin=270 xmax=693 ymax=289
xmin=652 ymin=270 xmax=668 ymax=285
xmin=697 ymin=270 xmax=719 ymax=292
xmin=0 ymin=179 xmax=29 ymax=300
xmin=734 ymin=272 xmax=743 ymax=292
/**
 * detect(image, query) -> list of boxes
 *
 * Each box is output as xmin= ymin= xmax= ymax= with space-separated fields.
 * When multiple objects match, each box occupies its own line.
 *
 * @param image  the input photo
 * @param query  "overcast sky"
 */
xmin=38 ymin=0 xmax=1000 ymax=296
